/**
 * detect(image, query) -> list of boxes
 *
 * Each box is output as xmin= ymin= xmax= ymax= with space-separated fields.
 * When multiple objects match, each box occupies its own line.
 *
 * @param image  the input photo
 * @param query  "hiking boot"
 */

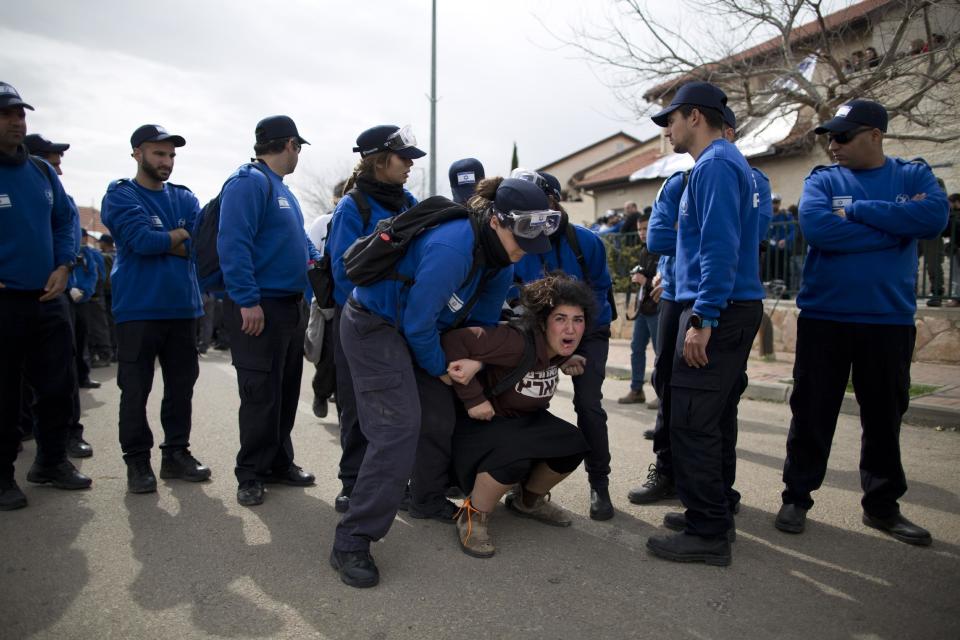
xmin=160 ymin=448 xmax=211 ymax=482
xmin=663 ymin=512 xmax=736 ymax=542
xmin=28 ymin=460 xmax=92 ymax=490
xmin=627 ymin=464 xmax=676 ymax=504
xmin=0 ymin=478 xmax=27 ymax=511
xmin=505 ymin=487 xmax=571 ymax=527
xmin=127 ymin=459 xmax=157 ymax=494
xmin=408 ymin=498 xmax=459 ymax=524
xmin=67 ymin=436 xmax=93 ymax=459
xmin=330 ymin=548 xmax=379 ymax=588
xmin=618 ymin=389 xmax=646 ymax=404
xmin=455 ymin=498 xmax=495 ymax=558
xmin=590 ymin=486 xmax=614 ymax=521
xmin=646 ymin=531 xmax=731 ymax=566
xmin=646 ymin=397 xmax=660 ymax=410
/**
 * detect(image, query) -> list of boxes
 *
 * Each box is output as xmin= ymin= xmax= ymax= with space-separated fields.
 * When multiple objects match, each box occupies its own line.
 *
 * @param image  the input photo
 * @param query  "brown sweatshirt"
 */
xmin=441 ymin=324 xmax=569 ymax=418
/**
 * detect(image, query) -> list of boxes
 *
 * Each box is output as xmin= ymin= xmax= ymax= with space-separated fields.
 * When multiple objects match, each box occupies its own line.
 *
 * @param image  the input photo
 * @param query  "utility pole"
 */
xmin=429 ymin=0 xmax=437 ymax=196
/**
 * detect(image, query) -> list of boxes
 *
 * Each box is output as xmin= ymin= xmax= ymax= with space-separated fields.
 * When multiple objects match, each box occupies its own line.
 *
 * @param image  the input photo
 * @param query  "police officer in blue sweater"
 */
xmin=644 ymin=82 xmax=764 ymax=566
xmin=325 ymin=124 xmax=421 ymax=515
xmin=0 ymin=81 xmax=91 ymax=510
xmin=512 ymin=170 xmax=617 ymax=521
xmin=219 ymin=115 xmax=321 ymax=507
xmin=776 ymin=100 xmax=947 ymax=546
xmin=101 ymin=124 xmax=210 ymax=494
xmin=330 ymin=178 xmax=558 ymax=588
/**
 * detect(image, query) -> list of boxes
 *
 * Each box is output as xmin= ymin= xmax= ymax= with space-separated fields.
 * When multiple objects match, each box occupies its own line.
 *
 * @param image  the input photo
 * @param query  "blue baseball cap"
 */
xmin=651 ymin=81 xmax=728 ymax=127
xmin=537 ymin=171 xmax=562 ymax=201
xmin=131 ymin=124 xmax=185 ymax=148
xmin=814 ymin=99 xmax=888 ymax=134
xmin=25 ymin=134 xmax=69 ymax=154
xmin=494 ymin=178 xmax=552 ymax=254
xmin=0 ymin=82 xmax=34 ymax=110
xmin=449 ymin=158 xmax=485 ymax=204
xmin=353 ymin=124 xmax=426 ymax=159
xmin=722 ymin=106 xmax=737 ymax=129
xmin=255 ymin=115 xmax=309 ymax=145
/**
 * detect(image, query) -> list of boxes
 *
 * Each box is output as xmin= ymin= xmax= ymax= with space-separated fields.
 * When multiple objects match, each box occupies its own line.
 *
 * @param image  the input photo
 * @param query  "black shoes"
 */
xmin=642 ymin=429 xmax=655 ymax=441
xmin=663 ymin=512 xmax=736 ymax=542
xmin=67 ymin=436 xmax=93 ymax=458
xmin=862 ymin=512 xmax=932 ymax=546
xmin=408 ymin=498 xmax=459 ymax=524
xmin=237 ymin=480 xmax=266 ymax=506
xmin=647 ymin=531 xmax=731 ymax=566
xmin=127 ymin=459 xmax=157 ymax=494
xmin=27 ymin=460 xmax=92 ymax=490
xmin=264 ymin=465 xmax=315 ymax=486
xmin=627 ymin=464 xmax=676 ymax=504
xmin=0 ymin=478 xmax=27 ymax=511
xmin=78 ymin=378 xmax=101 ymax=389
xmin=312 ymin=396 xmax=328 ymax=418
xmin=330 ymin=548 xmax=379 ymax=588
xmin=926 ymin=296 xmax=942 ymax=307
xmin=774 ymin=503 xmax=808 ymax=534
xmin=160 ymin=449 xmax=211 ymax=482
xmin=589 ymin=486 xmax=614 ymax=521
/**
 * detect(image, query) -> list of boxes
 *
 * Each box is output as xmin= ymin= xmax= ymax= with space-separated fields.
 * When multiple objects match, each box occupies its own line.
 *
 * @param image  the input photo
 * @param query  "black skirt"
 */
xmin=451 ymin=407 xmax=590 ymax=494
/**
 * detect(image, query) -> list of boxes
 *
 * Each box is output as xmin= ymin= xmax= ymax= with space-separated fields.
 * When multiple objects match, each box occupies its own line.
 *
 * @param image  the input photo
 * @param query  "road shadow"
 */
xmin=0 ymin=492 xmax=93 ymax=638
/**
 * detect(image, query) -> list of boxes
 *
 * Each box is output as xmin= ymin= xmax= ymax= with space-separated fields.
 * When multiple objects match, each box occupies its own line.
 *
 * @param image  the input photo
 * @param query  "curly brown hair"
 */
xmin=518 ymin=274 xmax=596 ymax=332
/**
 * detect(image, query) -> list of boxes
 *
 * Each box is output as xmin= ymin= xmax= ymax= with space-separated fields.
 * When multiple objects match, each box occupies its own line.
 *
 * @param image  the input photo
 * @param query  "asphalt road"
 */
xmin=2 ymin=349 xmax=958 ymax=640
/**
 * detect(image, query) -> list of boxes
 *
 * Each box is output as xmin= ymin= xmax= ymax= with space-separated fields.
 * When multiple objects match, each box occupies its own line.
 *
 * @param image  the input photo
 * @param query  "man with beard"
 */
xmin=101 ymin=124 xmax=211 ymax=494
xmin=0 ymin=82 xmax=91 ymax=510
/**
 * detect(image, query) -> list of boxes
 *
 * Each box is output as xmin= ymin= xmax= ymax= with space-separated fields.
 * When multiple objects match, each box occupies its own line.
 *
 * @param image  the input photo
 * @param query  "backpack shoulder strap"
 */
xmin=448 ymin=215 xmax=491 ymax=329
xmin=246 ymin=162 xmax=274 ymax=207
xmin=485 ymin=327 xmax=538 ymax=398
xmin=29 ymin=156 xmax=54 ymax=189
xmin=564 ymin=224 xmax=589 ymax=283
xmin=347 ymin=189 xmax=372 ymax=229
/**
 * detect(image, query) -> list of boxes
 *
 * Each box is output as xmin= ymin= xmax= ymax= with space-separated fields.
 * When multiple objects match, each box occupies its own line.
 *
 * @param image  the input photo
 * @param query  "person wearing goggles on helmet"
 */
xmin=329 ymin=178 xmax=553 ymax=589
xmin=511 ymin=168 xmax=618 ymax=522
xmin=325 ymin=124 xmax=424 ymax=515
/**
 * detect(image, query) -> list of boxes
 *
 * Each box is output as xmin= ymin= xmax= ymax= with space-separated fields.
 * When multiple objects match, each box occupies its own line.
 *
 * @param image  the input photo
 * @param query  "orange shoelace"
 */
xmin=453 ymin=497 xmax=482 ymax=545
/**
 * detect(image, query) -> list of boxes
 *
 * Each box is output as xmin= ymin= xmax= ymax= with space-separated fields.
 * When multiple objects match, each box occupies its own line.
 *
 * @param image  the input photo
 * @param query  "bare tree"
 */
xmin=290 ymin=167 xmax=351 ymax=225
xmin=555 ymin=0 xmax=960 ymax=149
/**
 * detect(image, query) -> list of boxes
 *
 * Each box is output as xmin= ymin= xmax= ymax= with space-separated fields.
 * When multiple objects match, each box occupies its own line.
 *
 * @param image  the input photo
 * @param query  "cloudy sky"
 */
xmin=3 ymin=0 xmax=672 ymax=219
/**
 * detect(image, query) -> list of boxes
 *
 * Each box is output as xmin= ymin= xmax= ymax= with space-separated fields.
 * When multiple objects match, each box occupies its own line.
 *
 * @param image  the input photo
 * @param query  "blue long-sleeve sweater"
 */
xmin=675 ymin=139 xmax=764 ymax=319
xmin=753 ymin=168 xmax=773 ymax=240
xmin=513 ymin=224 xmax=614 ymax=326
xmin=218 ymin=162 xmax=321 ymax=308
xmin=326 ymin=188 xmax=416 ymax=306
xmin=797 ymin=157 xmax=948 ymax=325
xmin=353 ymin=218 xmax=512 ymax=376
xmin=68 ymin=246 xmax=103 ymax=302
xmin=101 ymin=179 xmax=203 ymax=322
xmin=647 ymin=171 xmax=687 ymax=302
xmin=0 ymin=153 xmax=76 ymax=290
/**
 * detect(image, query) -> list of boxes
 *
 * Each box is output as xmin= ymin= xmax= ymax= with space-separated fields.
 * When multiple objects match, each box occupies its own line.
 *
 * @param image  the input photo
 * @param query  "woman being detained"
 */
xmin=441 ymin=275 xmax=595 ymax=558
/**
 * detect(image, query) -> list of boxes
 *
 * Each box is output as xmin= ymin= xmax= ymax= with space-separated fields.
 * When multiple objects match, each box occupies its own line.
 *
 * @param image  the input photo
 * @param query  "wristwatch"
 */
xmin=690 ymin=314 xmax=719 ymax=329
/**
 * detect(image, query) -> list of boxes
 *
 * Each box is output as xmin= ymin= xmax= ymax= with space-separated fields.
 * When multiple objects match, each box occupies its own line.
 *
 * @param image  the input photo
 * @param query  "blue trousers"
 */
xmin=630 ymin=312 xmax=660 ymax=391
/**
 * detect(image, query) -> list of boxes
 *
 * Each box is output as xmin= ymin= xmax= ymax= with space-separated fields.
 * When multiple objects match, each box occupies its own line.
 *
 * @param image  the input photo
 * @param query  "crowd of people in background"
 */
xmin=0 ymin=78 xmax=951 ymax=588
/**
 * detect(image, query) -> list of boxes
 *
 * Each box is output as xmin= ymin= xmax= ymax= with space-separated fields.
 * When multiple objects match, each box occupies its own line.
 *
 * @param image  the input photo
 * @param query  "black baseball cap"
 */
xmin=448 ymin=158 xmax=485 ymax=204
xmin=24 ymin=134 xmax=70 ymax=154
xmin=814 ymin=99 xmax=888 ymax=134
xmin=255 ymin=115 xmax=309 ymax=145
xmin=0 ymin=82 xmax=34 ymax=110
xmin=538 ymin=171 xmax=563 ymax=201
xmin=651 ymin=81 xmax=728 ymax=127
xmin=494 ymin=178 xmax=552 ymax=255
xmin=131 ymin=124 xmax=186 ymax=148
xmin=722 ymin=106 xmax=737 ymax=130
xmin=353 ymin=125 xmax=426 ymax=159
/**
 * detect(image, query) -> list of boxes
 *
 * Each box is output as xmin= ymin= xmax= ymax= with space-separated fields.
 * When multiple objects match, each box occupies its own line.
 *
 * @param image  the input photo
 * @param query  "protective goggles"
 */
xmin=496 ymin=209 xmax=562 ymax=238
xmin=509 ymin=168 xmax=560 ymax=200
xmin=385 ymin=125 xmax=417 ymax=151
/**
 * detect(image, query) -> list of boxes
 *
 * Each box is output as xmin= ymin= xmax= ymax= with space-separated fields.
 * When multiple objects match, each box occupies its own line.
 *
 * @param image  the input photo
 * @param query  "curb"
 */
xmin=605 ymin=365 xmax=960 ymax=429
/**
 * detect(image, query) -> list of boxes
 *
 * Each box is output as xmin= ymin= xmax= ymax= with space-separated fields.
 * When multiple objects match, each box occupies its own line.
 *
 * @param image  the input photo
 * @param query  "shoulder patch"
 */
xmin=751 ymin=167 xmax=770 ymax=182
xmin=167 ymin=182 xmax=193 ymax=193
xmin=895 ymin=156 xmax=930 ymax=168
xmin=806 ymin=164 xmax=837 ymax=180
xmin=106 ymin=178 xmax=133 ymax=192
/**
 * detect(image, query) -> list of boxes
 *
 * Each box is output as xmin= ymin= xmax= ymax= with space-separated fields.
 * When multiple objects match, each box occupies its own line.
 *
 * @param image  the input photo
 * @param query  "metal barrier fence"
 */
xmin=601 ymin=217 xmax=959 ymax=304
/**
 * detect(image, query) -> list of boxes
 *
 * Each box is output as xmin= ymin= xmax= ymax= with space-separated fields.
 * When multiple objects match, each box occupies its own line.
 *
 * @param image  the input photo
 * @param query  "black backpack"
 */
xmin=342 ymin=195 xmax=480 ymax=288
xmin=194 ymin=163 xmax=272 ymax=292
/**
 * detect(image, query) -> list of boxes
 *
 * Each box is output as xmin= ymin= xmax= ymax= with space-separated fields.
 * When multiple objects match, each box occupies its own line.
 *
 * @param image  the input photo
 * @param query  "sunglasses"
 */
xmin=828 ymin=127 xmax=873 ymax=145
